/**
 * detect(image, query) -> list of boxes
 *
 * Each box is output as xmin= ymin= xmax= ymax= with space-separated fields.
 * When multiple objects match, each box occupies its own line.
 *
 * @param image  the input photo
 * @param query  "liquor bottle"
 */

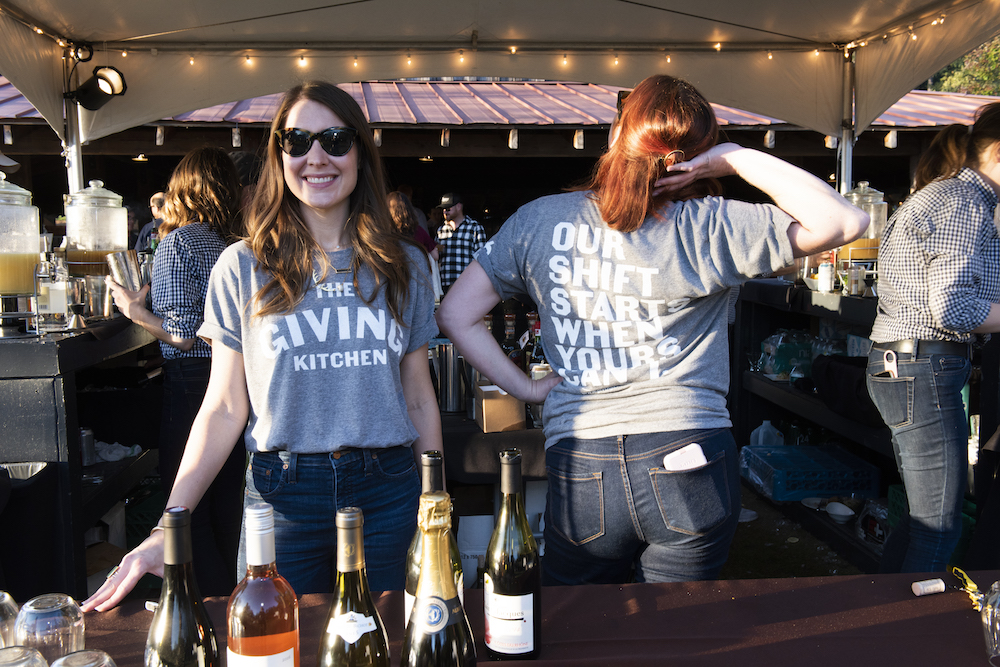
xmin=522 ymin=313 xmax=539 ymax=373
xmin=401 ymin=492 xmax=476 ymax=667
xmin=404 ymin=452 xmax=466 ymax=626
xmin=317 ymin=507 xmax=390 ymax=667
xmin=500 ymin=314 xmax=523 ymax=371
xmin=144 ymin=507 xmax=220 ymax=667
xmin=227 ymin=504 xmax=300 ymax=667
xmin=483 ymin=450 xmax=540 ymax=660
xmin=526 ymin=320 xmax=546 ymax=373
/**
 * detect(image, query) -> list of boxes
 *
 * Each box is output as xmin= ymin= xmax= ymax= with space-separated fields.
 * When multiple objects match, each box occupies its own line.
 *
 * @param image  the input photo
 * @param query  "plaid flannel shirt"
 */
xmin=871 ymin=167 xmax=1000 ymax=345
xmin=436 ymin=216 xmax=485 ymax=291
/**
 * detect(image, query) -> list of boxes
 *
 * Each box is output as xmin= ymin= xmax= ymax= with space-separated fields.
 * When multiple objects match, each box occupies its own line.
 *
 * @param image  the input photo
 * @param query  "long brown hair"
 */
xmin=914 ymin=101 xmax=1000 ymax=190
xmin=387 ymin=191 xmax=419 ymax=236
xmin=578 ymin=74 xmax=721 ymax=232
xmin=158 ymin=147 xmax=242 ymax=242
xmin=247 ymin=81 xmax=416 ymax=322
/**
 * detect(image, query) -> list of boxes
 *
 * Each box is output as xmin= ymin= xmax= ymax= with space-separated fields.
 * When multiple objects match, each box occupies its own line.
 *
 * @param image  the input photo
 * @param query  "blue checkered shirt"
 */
xmin=436 ymin=216 xmax=485 ymax=291
xmin=151 ymin=223 xmax=228 ymax=359
xmin=871 ymin=167 xmax=1000 ymax=345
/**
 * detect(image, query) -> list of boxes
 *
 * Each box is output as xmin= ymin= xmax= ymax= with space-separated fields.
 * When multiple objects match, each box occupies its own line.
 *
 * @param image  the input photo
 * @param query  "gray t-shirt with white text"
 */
xmin=475 ymin=190 xmax=794 ymax=447
xmin=199 ymin=242 xmax=438 ymax=453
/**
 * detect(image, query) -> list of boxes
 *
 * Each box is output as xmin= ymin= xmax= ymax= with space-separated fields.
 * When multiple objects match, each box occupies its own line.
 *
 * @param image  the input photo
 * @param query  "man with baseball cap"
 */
xmin=435 ymin=192 xmax=485 ymax=293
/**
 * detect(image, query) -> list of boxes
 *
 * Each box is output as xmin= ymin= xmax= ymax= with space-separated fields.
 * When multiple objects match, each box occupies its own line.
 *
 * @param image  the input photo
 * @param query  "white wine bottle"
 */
xmin=144 ymin=507 xmax=220 ymax=667
xmin=404 ymin=451 xmax=465 ymax=626
xmin=317 ymin=507 xmax=390 ymax=667
xmin=484 ymin=449 xmax=540 ymax=660
xmin=227 ymin=503 xmax=300 ymax=667
xmin=402 ymin=492 xmax=476 ymax=667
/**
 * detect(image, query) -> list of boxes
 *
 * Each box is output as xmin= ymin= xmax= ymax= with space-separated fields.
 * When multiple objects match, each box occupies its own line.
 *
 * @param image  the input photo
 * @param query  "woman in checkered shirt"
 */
xmin=867 ymin=102 xmax=1000 ymax=573
xmin=106 ymin=147 xmax=247 ymax=595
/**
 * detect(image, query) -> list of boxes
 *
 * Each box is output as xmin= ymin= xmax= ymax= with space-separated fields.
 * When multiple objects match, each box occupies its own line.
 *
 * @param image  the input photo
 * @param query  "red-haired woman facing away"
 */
xmin=437 ymin=74 xmax=868 ymax=585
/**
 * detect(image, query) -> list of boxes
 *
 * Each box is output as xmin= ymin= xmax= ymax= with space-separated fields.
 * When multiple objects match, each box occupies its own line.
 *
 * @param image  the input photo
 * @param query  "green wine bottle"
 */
xmin=484 ymin=449 xmax=541 ymax=660
xmin=402 ymin=492 xmax=476 ymax=667
xmin=144 ymin=507 xmax=220 ymax=667
xmin=404 ymin=451 xmax=465 ymax=626
xmin=316 ymin=507 xmax=390 ymax=667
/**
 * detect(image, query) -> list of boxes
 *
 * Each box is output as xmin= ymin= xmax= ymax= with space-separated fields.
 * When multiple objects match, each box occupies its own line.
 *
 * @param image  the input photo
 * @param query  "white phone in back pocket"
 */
xmin=663 ymin=443 xmax=708 ymax=472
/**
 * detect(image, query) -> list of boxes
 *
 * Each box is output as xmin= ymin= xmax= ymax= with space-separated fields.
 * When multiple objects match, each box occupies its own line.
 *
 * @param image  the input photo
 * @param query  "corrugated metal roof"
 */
xmin=0 ymin=77 xmax=993 ymax=129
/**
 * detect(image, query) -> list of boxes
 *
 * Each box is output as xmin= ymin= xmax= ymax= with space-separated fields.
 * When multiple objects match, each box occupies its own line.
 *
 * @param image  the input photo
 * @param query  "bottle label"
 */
xmin=327 ymin=611 xmax=378 ymax=644
xmin=411 ymin=596 xmax=463 ymax=634
xmin=484 ymin=575 xmax=534 ymax=654
xmin=405 ymin=577 xmax=463 ymax=627
xmin=227 ymin=647 xmax=295 ymax=667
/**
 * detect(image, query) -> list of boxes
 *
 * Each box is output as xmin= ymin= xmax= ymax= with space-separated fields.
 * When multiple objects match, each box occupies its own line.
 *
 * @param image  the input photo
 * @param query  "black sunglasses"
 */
xmin=275 ymin=126 xmax=358 ymax=157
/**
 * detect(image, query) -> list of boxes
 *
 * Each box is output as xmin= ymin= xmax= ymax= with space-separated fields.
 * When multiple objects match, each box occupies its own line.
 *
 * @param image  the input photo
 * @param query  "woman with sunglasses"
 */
xmin=84 ymin=81 xmax=439 ymax=609
xmin=437 ymin=74 xmax=868 ymax=585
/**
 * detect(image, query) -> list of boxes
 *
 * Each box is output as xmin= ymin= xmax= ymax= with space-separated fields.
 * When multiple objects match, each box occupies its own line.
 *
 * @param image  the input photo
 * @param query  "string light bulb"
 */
xmin=614 ymin=53 xmax=619 ymax=65
xmin=562 ymin=54 xmax=568 ymax=65
xmin=666 ymin=54 xmax=671 ymax=63
xmin=353 ymin=55 xmax=358 ymax=67
xmin=714 ymin=42 xmax=721 ymax=51
xmin=459 ymin=50 xmax=464 ymax=63
xmin=121 ymin=49 xmax=127 ymax=57
xmin=245 ymin=54 xmax=251 ymax=65
xmin=189 ymin=56 xmax=194 ymax=65
xmin=767 ymin=51 xmax=773 ymax=60
xmin=406 ymin=51 xmax=411 ymax=65
xmin=510 ymin=46 xmax=516 ymax=54
xmin=814 ymin=49 xmax=819 ymax=56
xmin=298 ymin=55 xmax=306 ymax=67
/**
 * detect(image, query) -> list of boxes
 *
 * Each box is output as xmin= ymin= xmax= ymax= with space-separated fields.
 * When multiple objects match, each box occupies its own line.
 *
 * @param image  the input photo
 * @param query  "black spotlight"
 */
xmin=71 ymin=66 xmax=127 ymax=111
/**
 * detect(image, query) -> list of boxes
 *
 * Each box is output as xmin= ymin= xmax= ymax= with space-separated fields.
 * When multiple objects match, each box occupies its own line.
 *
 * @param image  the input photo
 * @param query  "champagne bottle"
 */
xmin=227 ymin=503 xmax=300 ymax=667
xmin=483 ymin=450 xmax=541 ymax=660
xmin=402 ymin=492 xmax=476 ymax=667
xmin=317 ymin=507 xmax=390 ymax=667
xmin=144 ymin=507 xmax=220 ymax=667
xmin=404 ymin=451 xmax=465 ymax=627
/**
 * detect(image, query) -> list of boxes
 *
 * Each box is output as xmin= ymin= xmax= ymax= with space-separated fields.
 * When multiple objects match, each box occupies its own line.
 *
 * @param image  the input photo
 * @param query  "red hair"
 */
xmin=580 ymin=75 xmax=721 ymax=232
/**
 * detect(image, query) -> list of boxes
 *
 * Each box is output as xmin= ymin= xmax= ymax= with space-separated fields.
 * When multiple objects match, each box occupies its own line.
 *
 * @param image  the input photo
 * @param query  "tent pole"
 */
xmin=62 ymin=55 xmax=84 ymax=195
xmin=838 ymin=49 xmax=856 ymax=194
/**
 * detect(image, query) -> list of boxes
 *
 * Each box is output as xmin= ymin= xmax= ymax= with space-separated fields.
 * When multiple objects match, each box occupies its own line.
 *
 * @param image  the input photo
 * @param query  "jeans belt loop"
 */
xmin=285 ymin=451 xmax=297 ymax=484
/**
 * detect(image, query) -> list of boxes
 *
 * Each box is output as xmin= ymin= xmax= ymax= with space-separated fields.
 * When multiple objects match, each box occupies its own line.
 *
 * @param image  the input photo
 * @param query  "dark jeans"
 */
xmin=866 ymin=348 xmax=971 ymax=573
xmin=160 ymin=357 xmax=246 ymax=596
xmin=542 ymin=428 xmax=740 ymax=585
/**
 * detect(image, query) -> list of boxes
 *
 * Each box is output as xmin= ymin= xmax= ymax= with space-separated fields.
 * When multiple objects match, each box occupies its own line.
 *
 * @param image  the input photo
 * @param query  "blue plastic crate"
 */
xmin=739 ymin=445 xmax=879 ymax=502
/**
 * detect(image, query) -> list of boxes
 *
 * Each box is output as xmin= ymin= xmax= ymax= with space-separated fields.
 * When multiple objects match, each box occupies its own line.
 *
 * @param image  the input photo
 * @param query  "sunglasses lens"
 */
xmin=318 ymin=129 xmax=355 ymax=156
xmin=280 ymin=130 xmax=313 ymax=157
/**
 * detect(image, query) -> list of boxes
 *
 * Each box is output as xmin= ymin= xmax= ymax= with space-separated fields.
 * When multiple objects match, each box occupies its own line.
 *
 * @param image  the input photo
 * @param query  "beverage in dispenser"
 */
xmin=0 ymin=173 xmax=40 ymax=336
xmin=64 ymin=180 xmax=127 ymax=276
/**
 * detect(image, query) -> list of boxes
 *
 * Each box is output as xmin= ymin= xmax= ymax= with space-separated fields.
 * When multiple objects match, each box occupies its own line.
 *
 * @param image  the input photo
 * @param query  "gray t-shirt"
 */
xmin=475 ymin=190 xmax=795 ymax=447
xmin=199 ymin=242 xmax=438 ymax=453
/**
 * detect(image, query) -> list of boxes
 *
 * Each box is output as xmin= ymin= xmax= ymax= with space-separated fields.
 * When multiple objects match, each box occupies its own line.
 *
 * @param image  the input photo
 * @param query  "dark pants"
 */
xmin=160 ymin=357 xmax=246 ymax=596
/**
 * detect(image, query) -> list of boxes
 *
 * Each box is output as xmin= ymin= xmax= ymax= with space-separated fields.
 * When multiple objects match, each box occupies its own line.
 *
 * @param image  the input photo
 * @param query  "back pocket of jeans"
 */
xmin=867 ymin=376 xmax=913 ymax=428
xmin=649 ymin=451 xmax=731 ymax=536
xmin=546 ymin=468 xmax=605 ymax=546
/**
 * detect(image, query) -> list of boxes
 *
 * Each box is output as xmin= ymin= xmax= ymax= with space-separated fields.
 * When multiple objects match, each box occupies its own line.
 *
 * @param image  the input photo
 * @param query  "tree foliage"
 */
xmin=933 ymin=37 xmax=1000 ymax=95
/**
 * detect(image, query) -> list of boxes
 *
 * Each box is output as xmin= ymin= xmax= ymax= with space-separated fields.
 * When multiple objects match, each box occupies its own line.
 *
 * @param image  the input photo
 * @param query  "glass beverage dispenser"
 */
xmin=844 ymin=181 xmax=887 ymax=240
xmin=64 ymin=180 xmax=127 ymax=276
xmin=0 ymin=173 xmax=40 ymax=336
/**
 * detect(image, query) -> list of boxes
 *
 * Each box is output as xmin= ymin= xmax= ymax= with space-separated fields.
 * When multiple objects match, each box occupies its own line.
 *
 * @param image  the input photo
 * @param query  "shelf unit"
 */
xmin=0 ymin=319 xmax=159 ymax=599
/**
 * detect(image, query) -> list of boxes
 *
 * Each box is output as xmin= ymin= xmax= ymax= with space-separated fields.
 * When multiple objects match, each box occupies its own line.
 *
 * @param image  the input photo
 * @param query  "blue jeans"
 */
xmin=542 ymin=428 xmax=740 ymax=585
xmin=240 ymin=446 xmax=420 ymax=593
xmin=866 ymin=348 xmax=971 ymax=573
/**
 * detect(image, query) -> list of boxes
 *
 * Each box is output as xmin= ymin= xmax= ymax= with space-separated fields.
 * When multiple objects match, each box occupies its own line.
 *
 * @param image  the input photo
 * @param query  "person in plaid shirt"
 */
xmin=435 ymin=192 xmax=485 ymax=293
xmin=868 ymin=102 xmax=1000 ymax=574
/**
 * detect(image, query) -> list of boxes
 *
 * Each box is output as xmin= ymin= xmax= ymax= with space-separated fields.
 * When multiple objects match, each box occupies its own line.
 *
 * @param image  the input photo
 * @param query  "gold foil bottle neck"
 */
xmin=417 ymin=492 xmax=452 ymax=532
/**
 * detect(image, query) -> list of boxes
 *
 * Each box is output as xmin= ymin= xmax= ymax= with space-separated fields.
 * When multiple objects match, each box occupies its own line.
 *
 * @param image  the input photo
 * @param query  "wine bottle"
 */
xmin=317 ymin=507 xmax=390 ymax=667
xmin=402 ymin=492 xmax=476 ymax=667
xmin=404 ymin=451 xmax=465 ymax=626
xmin=483 ymin=450 xmax=541 ymax=660
xmin=500 ymin=314 xmax=523 ymax=371
xmin=144 ymin=507 xmax=220 ymax=667
xmin=227 ymin=503 xmax=300 ymax=667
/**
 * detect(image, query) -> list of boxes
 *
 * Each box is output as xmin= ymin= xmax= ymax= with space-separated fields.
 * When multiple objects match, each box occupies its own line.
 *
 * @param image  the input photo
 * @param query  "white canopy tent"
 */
xmin=0 ymin=0 xmax=998 ymax=191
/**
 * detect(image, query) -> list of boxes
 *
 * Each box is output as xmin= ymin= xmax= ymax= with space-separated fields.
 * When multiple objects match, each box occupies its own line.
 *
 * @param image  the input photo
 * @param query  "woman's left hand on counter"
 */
xmin=108 ymin=279 xmax=150 ymax=321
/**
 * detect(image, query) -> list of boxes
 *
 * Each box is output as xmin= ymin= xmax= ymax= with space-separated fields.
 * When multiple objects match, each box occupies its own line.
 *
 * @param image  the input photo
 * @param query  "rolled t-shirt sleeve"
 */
xmin=473 ymin=208 xmax=529 ymax=300
xmin=198 ymin=244 xmax=246 ymax=353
